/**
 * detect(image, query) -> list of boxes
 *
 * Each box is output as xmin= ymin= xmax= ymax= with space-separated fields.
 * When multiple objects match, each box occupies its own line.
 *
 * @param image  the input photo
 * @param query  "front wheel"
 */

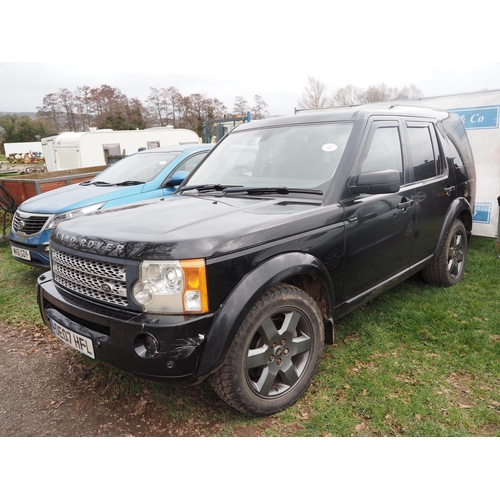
xmin=209 ymin=284 xmax=324 ymax=417
xmin=422 ymin=219 xmax=468 ymax=287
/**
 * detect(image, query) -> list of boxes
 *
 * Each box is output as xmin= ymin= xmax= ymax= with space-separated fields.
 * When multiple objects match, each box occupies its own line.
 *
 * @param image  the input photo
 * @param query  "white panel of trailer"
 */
xmin=405 ymin=90 xmax=500 ymax=238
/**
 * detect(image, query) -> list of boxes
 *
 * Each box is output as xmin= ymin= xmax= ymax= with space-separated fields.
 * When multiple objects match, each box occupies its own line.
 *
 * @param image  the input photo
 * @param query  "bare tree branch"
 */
xmin=297 ymin=76 xmax=330 ymax=109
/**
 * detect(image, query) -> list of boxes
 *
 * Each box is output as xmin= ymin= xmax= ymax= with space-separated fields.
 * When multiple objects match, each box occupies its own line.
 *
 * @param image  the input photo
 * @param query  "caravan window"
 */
xmin=102 ymin=143 xmax=121 ymax=156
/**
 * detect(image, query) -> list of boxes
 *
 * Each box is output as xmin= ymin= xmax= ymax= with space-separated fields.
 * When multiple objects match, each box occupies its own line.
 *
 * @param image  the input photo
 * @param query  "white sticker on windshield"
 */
xmin=322 ymin=143 xmax=338 ymax=152
xmin=159 ymin=161 xmax=168 ymax=165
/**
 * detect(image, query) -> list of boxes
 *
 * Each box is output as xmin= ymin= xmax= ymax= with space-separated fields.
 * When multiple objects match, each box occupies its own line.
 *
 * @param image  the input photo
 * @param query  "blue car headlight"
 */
xmin=47 ymin=203 xmax=106 ymax=229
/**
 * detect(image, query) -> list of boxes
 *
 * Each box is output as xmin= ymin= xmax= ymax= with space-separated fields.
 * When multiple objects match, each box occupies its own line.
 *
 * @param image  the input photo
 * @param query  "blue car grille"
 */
xmin=12 ymin=211 xmax=50 ymax=236
xmin=51 ymin=248 xmax=128 ymax=307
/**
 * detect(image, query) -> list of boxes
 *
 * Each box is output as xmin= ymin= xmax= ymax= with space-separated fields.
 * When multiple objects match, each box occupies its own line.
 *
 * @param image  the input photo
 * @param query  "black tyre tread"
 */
xmin=208 ymin=283 xmax=324 ymax=417
xmin=422 ymin=219 xmax=468 ymax=287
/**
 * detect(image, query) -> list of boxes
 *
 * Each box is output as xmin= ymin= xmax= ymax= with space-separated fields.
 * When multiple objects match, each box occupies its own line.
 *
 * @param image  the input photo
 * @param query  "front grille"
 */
xmin=52 ymin=248 xmax=128 ymax=307
xmin=13 ymin=211 xmax=50 ymax=235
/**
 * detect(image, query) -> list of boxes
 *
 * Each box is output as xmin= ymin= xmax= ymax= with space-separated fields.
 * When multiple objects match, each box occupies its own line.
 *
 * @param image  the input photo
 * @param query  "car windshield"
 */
xmin=186 ymin=122 xmax=353 ymax=192
xmin=92 ymin=151 xmax=181 ymax=184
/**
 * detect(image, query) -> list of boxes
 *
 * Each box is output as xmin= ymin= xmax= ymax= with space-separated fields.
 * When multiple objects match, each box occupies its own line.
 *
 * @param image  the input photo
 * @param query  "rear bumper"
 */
xmin=37 ymin=272 xmax=215 ymax=385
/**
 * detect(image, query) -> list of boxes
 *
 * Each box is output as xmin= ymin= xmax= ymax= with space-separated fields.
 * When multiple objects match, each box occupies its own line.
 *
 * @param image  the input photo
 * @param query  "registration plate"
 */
xmin=50 ymin=318 xmax=95 ymax=359
xmin=11 ymin=245 xmax=31 ymax=261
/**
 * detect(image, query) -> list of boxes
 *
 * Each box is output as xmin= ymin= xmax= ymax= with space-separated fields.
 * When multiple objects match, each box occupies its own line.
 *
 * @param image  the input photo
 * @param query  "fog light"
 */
xmin=134 ymin=333 xmax=160 ymax=359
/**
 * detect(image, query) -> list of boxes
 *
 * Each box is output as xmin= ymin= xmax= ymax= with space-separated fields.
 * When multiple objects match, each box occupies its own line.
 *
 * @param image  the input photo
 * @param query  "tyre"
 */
xmin=209 ymin=284 xmax=324 ymax=416
xmin=422 ymin=219 xmax=468 ymax=287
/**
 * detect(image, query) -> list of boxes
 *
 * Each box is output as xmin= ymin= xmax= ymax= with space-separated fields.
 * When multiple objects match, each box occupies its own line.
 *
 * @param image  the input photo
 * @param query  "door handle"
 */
xmin=397 ymin=198 xmax=414 ymax=210
xmin=444 ymin=185 xmax=456 ymax=196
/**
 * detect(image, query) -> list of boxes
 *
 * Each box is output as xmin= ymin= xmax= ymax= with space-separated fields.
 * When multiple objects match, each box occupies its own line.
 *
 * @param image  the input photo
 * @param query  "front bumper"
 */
xmin=9 ymin=231 xmax=50 ymax=268
xmin=37 ymin=272 xmax=215 ymax=385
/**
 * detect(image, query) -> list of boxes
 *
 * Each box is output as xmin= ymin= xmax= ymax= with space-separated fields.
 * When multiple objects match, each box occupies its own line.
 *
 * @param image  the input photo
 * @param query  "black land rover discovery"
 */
xmin=37 ymin=105 xmax=476 ymax=416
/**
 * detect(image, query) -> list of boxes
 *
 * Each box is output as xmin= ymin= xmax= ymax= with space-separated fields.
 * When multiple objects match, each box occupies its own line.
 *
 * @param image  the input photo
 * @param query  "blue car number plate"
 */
xmin=11 ymin=246 xmax=31 ymax=261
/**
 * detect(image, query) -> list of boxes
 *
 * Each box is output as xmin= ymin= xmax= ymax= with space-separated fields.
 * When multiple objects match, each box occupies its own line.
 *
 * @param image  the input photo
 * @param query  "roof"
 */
xmin=237 ymin=103 xmax=452 ymax=132
xmin=135 ymin=144 xmax=212 ymax=154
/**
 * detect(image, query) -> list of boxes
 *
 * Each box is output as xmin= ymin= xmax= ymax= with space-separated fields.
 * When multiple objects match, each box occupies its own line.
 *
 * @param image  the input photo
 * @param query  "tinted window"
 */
xmin=407 ymin=124 xmax=439 ymax=181
xmin=361 ymin=126 xmax=403 ymax=176
xmin=447 ymin=140 xmax=464 ymax=169
xmin=447 ymin=138 xmax=471 ymax=183
xmin=442 ymin=114 xmax=474 ymax=168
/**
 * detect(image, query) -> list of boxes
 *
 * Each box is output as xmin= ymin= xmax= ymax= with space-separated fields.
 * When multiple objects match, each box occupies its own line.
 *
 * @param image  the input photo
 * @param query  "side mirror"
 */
xmin=165 ymin=170 xmax=189 ymax=187
xmin=348 ymin=169 xmax=401 ymax=196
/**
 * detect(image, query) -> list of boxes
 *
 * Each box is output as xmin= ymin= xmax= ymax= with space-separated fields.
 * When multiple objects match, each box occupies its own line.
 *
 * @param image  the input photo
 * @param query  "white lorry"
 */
xmin=41 ymin=127 xmax=202 ymax=172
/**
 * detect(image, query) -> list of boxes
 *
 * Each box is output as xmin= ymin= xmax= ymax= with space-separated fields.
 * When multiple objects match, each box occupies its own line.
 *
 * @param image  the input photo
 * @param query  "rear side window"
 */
xmin=406 ymin=123 xmax=442 ymax=181
xmin=444 ymin=117 xmax=474 ymax=162
xmin=446 ymin=138 xmax=471 ymax=183
xmin=441 ymin=113 xmax=475 ymax=181
xmin=447 ymin=140 xmax=464 ymax=169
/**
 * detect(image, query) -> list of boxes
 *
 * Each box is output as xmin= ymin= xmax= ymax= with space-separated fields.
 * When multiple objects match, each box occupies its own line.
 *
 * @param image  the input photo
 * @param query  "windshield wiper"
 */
xmin=114 ymin=180 xmax=145 ymax=186
xmin=178 ymin=184 xmax=242 ymax=193
xmin=80 ymin=180 xmax=113 ymax=186
xmin=221 ymin=186 xmax=323 ymax=196
xmin=80 ymin=180 xmax=144 ymax=187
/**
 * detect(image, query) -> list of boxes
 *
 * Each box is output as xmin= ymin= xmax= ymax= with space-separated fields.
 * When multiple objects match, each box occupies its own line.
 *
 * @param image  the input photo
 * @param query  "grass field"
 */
xmin=1 ymin=235 xmax=499 ymax=436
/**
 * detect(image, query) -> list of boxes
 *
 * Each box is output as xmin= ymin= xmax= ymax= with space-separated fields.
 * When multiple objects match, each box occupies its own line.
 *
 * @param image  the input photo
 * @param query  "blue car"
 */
xmin=9 ymin=144 xmax=213 ymax=268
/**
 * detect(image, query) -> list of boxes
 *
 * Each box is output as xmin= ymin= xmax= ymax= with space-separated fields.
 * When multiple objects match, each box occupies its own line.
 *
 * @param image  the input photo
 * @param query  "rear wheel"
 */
xmin=209 ymin=284 xmax=324 ymax=416
xmin=422 ymin=219 xmax=468 ymax=286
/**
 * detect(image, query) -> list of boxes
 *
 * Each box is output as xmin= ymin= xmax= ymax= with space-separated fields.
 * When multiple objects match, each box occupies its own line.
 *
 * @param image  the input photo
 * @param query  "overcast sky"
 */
xmin=2 ymin=1 xmax=499 ymax=117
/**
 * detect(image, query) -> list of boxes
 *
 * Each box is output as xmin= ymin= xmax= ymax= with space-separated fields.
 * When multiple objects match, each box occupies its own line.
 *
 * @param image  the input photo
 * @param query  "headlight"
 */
xmin=47 ymin=203 xmax=106 ymax=229
xmin=132 ymin=259 xmax=208 ymax=314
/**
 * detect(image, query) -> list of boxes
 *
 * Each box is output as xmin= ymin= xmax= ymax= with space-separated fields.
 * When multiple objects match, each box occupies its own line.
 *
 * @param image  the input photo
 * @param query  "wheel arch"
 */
xmin=194 ymin=252 xmax=335 ymax=380
xmin=434 ymin=197 xmax=474 ymax=256
xmin=457 ymin=206 xmax=473 ymax=241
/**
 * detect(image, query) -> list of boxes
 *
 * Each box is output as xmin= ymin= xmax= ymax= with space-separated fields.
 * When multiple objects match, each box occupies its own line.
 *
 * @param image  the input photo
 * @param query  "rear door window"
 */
xmin=406 ymin=122 xmax=442 ymax=181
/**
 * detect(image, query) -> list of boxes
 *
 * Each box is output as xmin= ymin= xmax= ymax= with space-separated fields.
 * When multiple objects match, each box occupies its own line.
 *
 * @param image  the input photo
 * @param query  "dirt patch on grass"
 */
xmin=0 ymin=321 xmax=270 ymax=437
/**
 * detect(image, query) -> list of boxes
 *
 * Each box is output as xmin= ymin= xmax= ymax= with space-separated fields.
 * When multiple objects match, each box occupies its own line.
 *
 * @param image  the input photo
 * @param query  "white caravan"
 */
xmin=41 ymin=127 xmax=202 ymax=172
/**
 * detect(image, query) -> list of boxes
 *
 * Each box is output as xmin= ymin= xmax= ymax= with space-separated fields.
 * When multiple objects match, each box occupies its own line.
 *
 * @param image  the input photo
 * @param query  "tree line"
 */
xmin=0 ymin=77 xmax=424 ymax=153
xmin=35 ymin=85 xmax=269 ymax=138
xmin=0 ymin=85 xmax=269 ymax=152
xmin=297 ymin=76 xmax=423 ymax=109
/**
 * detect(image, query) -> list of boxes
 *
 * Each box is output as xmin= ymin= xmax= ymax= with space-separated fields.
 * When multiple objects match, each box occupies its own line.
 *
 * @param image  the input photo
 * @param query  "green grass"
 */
xmin=1 ymin=236 xmax=499 ymax=436
xmin=0 ymin=242 xmax=44 ymax=326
